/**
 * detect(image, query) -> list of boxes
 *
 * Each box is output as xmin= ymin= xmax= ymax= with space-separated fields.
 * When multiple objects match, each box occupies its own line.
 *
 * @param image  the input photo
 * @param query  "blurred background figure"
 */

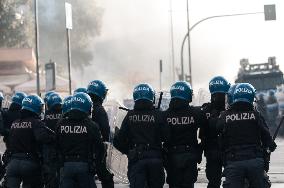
xmin=266 ymin=90 xmax=279 ymax=128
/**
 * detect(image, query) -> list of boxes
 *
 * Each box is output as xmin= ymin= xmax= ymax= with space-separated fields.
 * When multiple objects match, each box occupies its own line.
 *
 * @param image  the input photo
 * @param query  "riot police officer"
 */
xmin=218 ymin=83 xmax=276 ymax=188
xmin=163 ymin=81 xmax=206 ymax=188
xmin=43 ymin=93 xmax=63 ymax=188
xmin=114 ymin=83 xmax=170 ymax=188
xmin=0 ymin=92 xmax=27 ymax=187
xmin=87 ymin=80 xmax=114 ymax=188
xmin=6 ymin=94 xmax=55 ymax=188
xmin=56 ymin=92 xmax=104 ymax=188
xmin=199 ymin=76 xmax=230 ymax=188
xmin=256 ymin=93 xmax=268 ymax=121
xmin=266 ymin=90 xmax=279 ymax=128
xmin=2 ymin=92 xmax=27 ymax=146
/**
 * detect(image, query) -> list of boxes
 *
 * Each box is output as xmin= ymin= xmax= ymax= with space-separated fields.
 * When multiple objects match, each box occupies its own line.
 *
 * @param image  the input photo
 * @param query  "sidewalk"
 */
xmin=97 ymin=183 xmax=284 ymax=188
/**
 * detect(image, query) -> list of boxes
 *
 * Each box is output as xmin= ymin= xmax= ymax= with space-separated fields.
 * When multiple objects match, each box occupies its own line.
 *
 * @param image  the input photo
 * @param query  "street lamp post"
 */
xmin=186 ymin=0 xmax=192 ymax=85
xmin=34 ymin=0 xmax=40 ymax=95
xmin=181 ymin=4 xmax=276 ymax=86
xmin=65 ymin=3 xmax=73 ymax=95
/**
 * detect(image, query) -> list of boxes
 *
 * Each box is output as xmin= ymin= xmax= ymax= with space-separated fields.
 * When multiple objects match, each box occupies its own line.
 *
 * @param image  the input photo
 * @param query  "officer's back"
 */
xmin=127 ymin=100 xmax=163 ymax=148
xmin=56 ymin=92 xmax=104 ymax=188
xmin=218 ymin=83 xmax=276 ymax=188
xmin=163 ymin=81 xmax=206 ymax=188
xmin=114 ymin=83 xmax=169 ymax=188
xmin=42 ymin=92 xmax=63 ymax=188
xmin=6 ymin=94 xmax=54 ymax=188
xmin=87 ymin=80 xmax=110 ymax=142
xmin=87 ymin=81 xmax=114 ymax=188
xmin=2 ymin=92 xmax=27 ymax=145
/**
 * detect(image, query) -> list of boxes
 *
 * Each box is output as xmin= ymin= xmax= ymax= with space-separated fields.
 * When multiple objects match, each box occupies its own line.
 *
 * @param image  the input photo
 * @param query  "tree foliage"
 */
xmin=0 ymin=0 xmax=33 ymax=48
xmin=0 ymin=0 xmax=103 ymax=71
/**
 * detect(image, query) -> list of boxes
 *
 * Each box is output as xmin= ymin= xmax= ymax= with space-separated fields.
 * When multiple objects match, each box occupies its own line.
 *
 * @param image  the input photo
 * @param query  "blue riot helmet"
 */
xmin=209 ymin=76 xmax=230 ymax=94
xmin=170 ymin=81 xmax=193 ymax=102
xmin=46 ymin=93 xmax=62 ymax=110
xmin=227 ymin=84 xmax=238 ymax=106
xmin=133 ymin=83 xmax=155 ymax=102
xmin=11 ymin=92 xmax=27 ymax=106
xmin=62 ymin=95 xmax=73 ymax=115
xmin=71 ymin=92 xmax=93 ymax=114
xmin=22 ymin=95 xmax=44 ymax=115
xmin=74 ymin=87 xmax=87 ymax=94
xmin=44 ymin=91 xmax=55 ymax=103
xmin=233 ymin=83 xmax=256 ymax=104
xmin=87 ymin=80 xmax=108 ymax=100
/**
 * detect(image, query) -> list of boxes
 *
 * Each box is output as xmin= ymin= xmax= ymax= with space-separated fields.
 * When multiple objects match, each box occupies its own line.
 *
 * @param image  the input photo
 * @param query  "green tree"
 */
xmin=0 ymin=0 xmax=34 ymax=48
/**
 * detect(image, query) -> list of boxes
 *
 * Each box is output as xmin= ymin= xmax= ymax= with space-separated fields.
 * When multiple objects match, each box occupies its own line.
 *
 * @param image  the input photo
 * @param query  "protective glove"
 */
xmin=269 ymin=141 xmax=277 ymax=152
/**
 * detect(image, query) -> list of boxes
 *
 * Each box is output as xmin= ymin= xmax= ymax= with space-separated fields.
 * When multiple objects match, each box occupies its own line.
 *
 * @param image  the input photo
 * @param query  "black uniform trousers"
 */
xmin=205 ymin=149 xmax=223 ymax=188
xmin=95 ymin=145 xmax=114 ymax=188
xmin=6 ymin=155 xmax=42 ymax=188
xmin=42 ymin=145 xmax=59 ymax=188
xmin=127 ymin=150 xmax=165 ymax=188
xmin=60 ymin=161 xmax=96 ymax=188
xmin=223 ymin=158 xmax=265 ymax=188
xmin=166 ymin=151 xmax=198 ymax=188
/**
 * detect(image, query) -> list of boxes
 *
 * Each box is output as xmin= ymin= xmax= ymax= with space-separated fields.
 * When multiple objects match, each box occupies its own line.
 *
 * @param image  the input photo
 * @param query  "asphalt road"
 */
xmin=105 ymin=138 xmax=284 ymax=187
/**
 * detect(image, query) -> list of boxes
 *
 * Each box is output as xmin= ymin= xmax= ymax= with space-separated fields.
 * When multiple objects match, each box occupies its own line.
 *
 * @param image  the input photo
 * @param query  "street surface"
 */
xmin=0 ymin=138 xmax=283 ymax=187
xmin=105 ymin=138 xmax=284 ymax=187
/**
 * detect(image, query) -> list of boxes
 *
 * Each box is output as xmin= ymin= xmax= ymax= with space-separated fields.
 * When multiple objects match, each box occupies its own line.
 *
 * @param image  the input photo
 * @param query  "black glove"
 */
xmin=269 ymin=141 xmax=277 ymax=152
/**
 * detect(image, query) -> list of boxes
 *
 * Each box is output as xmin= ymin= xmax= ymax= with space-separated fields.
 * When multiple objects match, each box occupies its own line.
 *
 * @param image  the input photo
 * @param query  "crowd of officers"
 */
xmin=0 ymin=76 xmax=278 ymax=188
xmin=0 ymin=80 xmax=114 ymax=188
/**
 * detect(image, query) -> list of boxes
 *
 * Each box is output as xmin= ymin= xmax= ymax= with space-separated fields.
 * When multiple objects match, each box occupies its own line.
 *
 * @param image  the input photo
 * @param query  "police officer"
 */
xmin=266 ymin=90 xmax=279 ymax=128
xmin=114 ymin=83 xmax=170 ymax=188
xmin=217 ymin=83 xmax=276 ymax=188
xmin=2 ymin=92 xmax=27 ymax=146
xmin=74 ymin=87 xmax=88 ymax=94
xmin=6 ymin=94 xmax=55 ymax=188
xmin=256 ymin=93 xmax=268 ymax=121
xmin=87 ymin=80 xmax=113 ymax=188
xmin=199 ymin=76 xmax=230 ymax=188
xmin=56 ymin=92 xmax=104 ymax=188
xmin=163 ymin=81 xmax=206 ymax=188
xmin=43 ymin=93 xmax=63 ymax=188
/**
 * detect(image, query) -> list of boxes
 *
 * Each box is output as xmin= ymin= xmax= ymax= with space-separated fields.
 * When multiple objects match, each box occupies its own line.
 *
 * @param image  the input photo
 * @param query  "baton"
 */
xmin=156 ymin=92 xmax=163 ymax=110
xmin=272 ymin=116 xmax=284 ymax=141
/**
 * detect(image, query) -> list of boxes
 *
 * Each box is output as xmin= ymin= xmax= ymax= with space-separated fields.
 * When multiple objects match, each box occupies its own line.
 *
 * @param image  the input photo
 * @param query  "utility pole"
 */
xmin=34 ymin=0 xmax=40 ymax=95
xmin=169 ymin=0 xmax=175 ymax=82
xmin=159 ymin=60 xmax=163 ymax=90
xmin=186 ymin=0 xmax=192 ymax=85
xmin=65 ymin=3 xmax=73 ymax=95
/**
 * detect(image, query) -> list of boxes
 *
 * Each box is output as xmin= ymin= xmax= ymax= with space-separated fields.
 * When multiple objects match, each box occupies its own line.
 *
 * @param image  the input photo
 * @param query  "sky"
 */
xmin=76 ymin=0 xmax=284 ymax=100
